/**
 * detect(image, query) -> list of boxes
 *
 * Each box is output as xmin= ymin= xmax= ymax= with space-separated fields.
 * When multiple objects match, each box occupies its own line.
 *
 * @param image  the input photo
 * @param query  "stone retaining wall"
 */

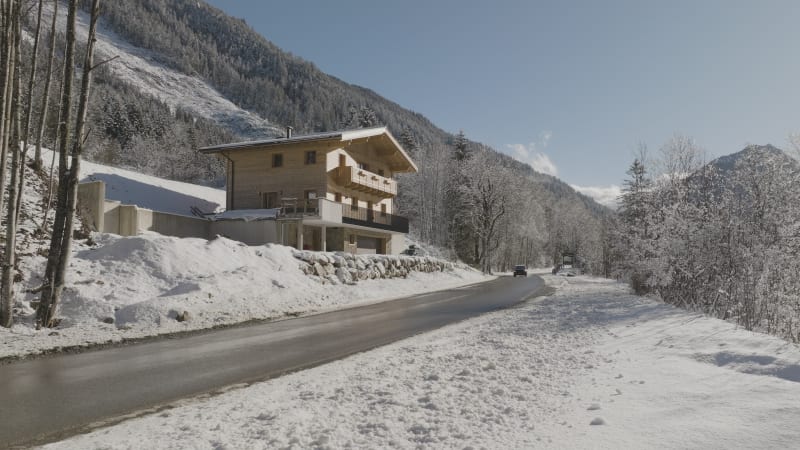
xmin=292 ymin=250 xmax=459 ymax=285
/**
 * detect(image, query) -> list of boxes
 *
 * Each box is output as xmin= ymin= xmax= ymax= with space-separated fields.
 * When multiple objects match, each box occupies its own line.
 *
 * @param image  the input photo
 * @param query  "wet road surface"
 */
xmin=1 ymin=274 xmax=544 ymax=448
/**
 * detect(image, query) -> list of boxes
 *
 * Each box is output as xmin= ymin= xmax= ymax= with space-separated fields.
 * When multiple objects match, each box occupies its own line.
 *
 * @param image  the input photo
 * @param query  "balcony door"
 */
xmin=261 ymin=192 xmax=278 ymax=209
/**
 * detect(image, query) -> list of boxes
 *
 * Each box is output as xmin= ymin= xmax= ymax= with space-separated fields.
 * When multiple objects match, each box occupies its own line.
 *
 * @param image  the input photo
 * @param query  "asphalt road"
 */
xmin=1 ymin=274 xmax=544 ymax=448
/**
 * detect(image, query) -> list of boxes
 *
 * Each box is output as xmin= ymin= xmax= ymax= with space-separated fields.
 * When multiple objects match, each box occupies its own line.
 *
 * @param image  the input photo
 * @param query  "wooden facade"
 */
xmin=200 ymin=127 xmax=417 ymax=254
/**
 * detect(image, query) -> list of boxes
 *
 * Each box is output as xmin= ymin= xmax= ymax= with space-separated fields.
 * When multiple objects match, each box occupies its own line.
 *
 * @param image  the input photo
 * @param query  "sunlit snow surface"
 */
xmin=1 ymin=150 xmax=488 ymax=359
xmin=41 ymin=274 xmax=800 ymax=449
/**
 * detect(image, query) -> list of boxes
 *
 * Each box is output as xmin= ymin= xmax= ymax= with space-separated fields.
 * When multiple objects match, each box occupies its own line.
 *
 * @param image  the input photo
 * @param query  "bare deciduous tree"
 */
xmin=37 ymin=0 xmax=101 ymax=328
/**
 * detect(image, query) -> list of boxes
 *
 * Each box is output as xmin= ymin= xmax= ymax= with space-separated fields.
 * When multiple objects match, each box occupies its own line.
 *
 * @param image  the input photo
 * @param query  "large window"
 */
xmin=272 ymin=153 xmax=283 ymax=168
xmin=351 ymin=197 xmax=359 ymax=210
xmin=305 ymin=151 xmax=316 ymax=165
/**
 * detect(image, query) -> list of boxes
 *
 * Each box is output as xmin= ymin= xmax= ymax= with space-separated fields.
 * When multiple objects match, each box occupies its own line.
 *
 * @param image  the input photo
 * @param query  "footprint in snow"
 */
xmin=587 ymin=403 xmax=601 ymax=411
xmin=590 ymin=417 xmax=606 ymax=425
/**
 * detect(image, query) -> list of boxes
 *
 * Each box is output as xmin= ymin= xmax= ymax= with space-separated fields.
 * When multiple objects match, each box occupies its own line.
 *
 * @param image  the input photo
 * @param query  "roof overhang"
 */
xmin=199 ymin=127 xmax=418 ymax=173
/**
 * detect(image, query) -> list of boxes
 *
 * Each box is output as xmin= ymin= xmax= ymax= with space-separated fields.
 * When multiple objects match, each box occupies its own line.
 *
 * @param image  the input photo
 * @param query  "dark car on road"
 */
xmin=513 ymin=265 xmax=527 ymax=277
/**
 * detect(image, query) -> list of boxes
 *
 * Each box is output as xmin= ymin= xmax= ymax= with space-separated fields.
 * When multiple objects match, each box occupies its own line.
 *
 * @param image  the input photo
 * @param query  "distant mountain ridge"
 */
xmin=709 ymin=144 xmax=798 ymax=173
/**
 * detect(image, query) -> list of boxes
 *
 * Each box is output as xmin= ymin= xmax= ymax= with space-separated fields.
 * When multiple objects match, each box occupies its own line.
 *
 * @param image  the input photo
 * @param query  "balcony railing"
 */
xmin=342 ymin=204 xmax=409 ymax=233
xmin=277 ymin=198 xmax=408 ymax=233
xmin=331 ymin=166 xmax=397 ymax=198
xmin=279 ymin=198 xmax=342 ymax=223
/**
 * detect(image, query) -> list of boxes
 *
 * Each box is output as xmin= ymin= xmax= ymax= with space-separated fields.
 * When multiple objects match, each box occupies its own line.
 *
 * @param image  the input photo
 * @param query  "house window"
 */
xmin=349 ymin=234 xmax=356 ymax=245
xmin=261 ymin=192 xmax=278 ymax=209
xmin=334 ymin=192 xmax=342 ymax=202
xmin=339 ymin=154 xmax=346 ymax=167
xmin=272 ymin=153 xmax=283 ymax=168
xmin=357 ymin=162 xmax=369 ymax=171
xmin=377 ymin=169 xmax=385 ymax=177
xmin=351 ymin=197 xmax=358 ymax=211
xmin=381 ymin=203 xmax=387 ymax=216
xmin=305 ymin=151 xmax=316 ymax=165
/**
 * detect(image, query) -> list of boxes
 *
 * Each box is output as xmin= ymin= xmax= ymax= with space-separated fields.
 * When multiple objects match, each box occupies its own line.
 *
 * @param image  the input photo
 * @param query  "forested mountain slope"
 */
xmin=28 ymin=0 xmax=611 ymax=270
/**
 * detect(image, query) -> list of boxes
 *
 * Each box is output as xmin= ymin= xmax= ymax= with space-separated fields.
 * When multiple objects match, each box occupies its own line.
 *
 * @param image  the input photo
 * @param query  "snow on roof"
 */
xmin=212 ymin=208 xmax=280 ymax=222
xmin=199 ymin=126 xmax=417 ymax=173
xmin=198 ymin=130 xmax=346 ymax=153
xmin=198 ymin=127 xmax=391 ymax=153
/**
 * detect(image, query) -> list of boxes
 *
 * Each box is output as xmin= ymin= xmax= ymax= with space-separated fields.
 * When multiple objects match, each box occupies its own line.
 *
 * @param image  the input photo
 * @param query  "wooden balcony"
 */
xmin=330 ymin=166 xmax=397 ymax=198
xmin=342 ymin=204 xmax=409 ymax=233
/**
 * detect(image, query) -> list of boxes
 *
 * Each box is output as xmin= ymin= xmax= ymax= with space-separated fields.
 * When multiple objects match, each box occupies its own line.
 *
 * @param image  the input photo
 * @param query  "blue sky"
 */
xmin=205 ymin=0 xmax=800 ymax=200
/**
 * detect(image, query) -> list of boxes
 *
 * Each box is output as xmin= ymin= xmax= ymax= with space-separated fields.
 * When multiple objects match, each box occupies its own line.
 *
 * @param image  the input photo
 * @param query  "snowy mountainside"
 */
xmin=695 ymin=144 xmax=800 ymax=199
xmin=42 ymin=1 xmax=283 ymax=139
xmin=709 ymin=144 xmax=799 ymax=174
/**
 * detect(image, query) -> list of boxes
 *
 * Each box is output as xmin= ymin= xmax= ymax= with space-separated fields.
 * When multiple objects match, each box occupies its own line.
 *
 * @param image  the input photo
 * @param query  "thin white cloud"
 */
xmin=506 ymin=131 xmax=558 ymax=177
xmin=570 ymin=184 xmax=621 ymax=208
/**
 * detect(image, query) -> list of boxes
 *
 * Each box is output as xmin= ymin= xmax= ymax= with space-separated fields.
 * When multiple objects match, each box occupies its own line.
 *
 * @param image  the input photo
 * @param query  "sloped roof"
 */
xmin=199 ymin=126 xmax=417 ymax=173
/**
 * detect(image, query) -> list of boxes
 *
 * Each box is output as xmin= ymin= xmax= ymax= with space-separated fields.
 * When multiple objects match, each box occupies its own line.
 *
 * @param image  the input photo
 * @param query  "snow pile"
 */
xmin=44 ymin=274 xmax=800 ymax=449
xmin=2 ymin=233 xmax=487 ymax=359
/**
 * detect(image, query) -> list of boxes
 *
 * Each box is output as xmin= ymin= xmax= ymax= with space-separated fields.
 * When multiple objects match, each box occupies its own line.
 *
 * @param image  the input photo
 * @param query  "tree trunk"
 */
xmin=14 ymin=0 xmax=45 ymax=220
xmin=33 ymin=0 xmax=58 ymax=172
xmin=37 ymin=0 xmax=78 ymax=328
xmin=0 ymin=0 xmax=18 ymax=328
xmin=1 ymin=8 xmax=22 ymax=327
xmin=0 ymin=0 xmax=16 ymax=218
xmin=37 ymin=0 xmax=100 ymax=328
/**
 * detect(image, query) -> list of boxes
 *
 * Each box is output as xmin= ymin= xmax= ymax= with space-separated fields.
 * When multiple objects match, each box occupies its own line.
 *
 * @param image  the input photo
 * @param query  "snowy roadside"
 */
xmin=2 ymin=146 xmax=490 ymax=360
xmin=42 ymin=273 xmax=800 ymax=449
xmin=2 ymin=233 xmax=489 ymax=360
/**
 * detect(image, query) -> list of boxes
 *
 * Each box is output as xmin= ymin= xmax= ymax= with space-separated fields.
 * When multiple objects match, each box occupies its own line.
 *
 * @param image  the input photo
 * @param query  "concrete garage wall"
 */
xmin=78 ymin=182 xmax=209 ymax=239
xmin=139 ymin=209 xmax=210 ymax=239
xmin=210 ymin=220 xmax=278 ymax=246
xmin=388 ymin=233 xmax=405 ymax=255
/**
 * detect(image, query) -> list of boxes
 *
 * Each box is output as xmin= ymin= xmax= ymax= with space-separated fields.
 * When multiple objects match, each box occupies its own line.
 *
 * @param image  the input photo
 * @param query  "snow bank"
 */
xmin=2 ymin=233 xmax=488 ymax=359
xmin=43 ymin=274 xmax=800 ymax=449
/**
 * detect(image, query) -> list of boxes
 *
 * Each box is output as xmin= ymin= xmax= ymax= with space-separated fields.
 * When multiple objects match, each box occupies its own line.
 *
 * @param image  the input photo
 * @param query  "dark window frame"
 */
xmin=272 ymin=153 xmax=283 ymax=168
xmin=305 ymin=150 xmax=317 ymax=165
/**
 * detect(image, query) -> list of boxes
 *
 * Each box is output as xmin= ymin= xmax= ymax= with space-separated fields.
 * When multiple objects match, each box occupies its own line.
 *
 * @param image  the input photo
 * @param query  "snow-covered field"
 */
xmin=42 ymin=274 xmax=800 ymax=449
